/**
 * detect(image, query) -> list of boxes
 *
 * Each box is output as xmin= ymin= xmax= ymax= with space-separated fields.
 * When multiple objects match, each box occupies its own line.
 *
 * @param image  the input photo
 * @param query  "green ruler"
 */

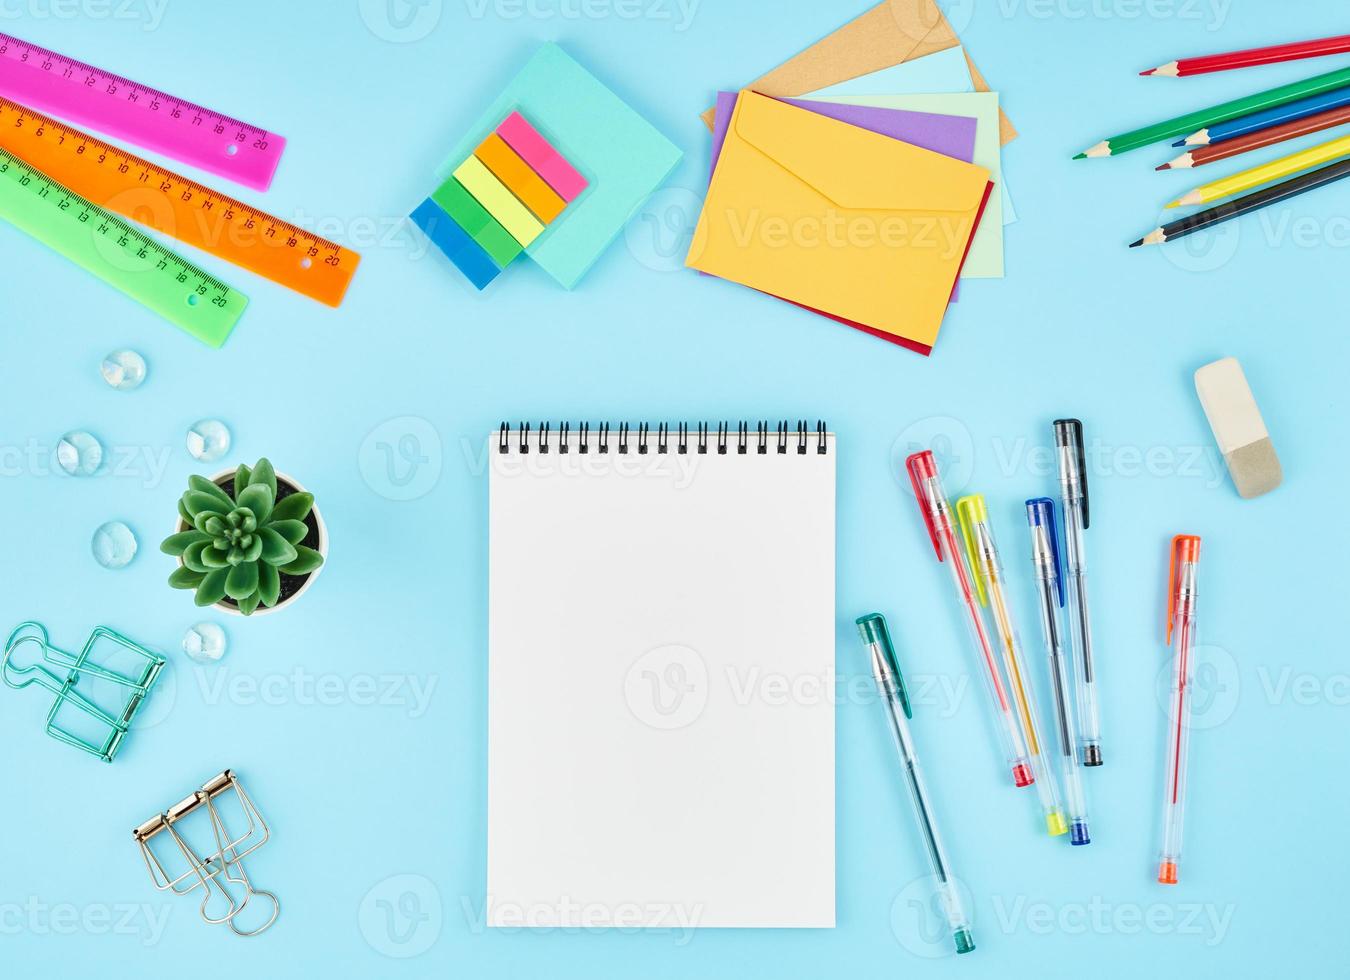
xmin=0 ymin=148 xmax=246 ymax=346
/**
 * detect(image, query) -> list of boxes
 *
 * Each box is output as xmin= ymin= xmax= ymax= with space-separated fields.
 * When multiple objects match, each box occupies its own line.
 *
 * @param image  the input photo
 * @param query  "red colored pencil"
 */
xmin=1142 ymin=33 xmax=1350 ymax=77
xmin=1158 ymin=102 xmax=1350 ymax=169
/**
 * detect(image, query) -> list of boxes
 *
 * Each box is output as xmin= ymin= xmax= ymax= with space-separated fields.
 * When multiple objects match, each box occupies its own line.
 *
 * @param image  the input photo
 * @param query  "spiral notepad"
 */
xmin=488 ymin=421 xmax=836 ymax=928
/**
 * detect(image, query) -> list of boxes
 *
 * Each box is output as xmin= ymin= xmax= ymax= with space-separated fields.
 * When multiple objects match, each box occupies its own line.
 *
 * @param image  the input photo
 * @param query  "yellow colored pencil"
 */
xmin=1167 ymin=133 xmax=1350 ymax=208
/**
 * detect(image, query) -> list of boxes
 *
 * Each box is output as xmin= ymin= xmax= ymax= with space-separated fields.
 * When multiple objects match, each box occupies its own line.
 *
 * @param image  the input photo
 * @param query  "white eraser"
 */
xmin=1194 ymin=357 xmax=1282 ymax=499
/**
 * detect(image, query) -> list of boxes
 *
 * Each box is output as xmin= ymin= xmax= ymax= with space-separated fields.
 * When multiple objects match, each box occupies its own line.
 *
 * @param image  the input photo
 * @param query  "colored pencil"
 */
xmin=1160 ymin=103 xmax=1350 ymax=169
xmin=1174 ymin=86 xmax=1350 ymax=147
xmin=1076 ymin=65 xmax=1350 ymax=158
xmin=1131 ymin=157 xmax=1350 ymax=247
xmin=1143 ymin=33 xmax=1350 ymax=78
xmin=1166 ymin=134 xmax=1350 ymax=208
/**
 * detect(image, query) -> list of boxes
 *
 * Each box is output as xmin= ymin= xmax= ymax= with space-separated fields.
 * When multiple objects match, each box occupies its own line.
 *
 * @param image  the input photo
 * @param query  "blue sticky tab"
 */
xmin=1025 ymin=497 xmax=1065 ymax=607
xmin=411 ymin=198 xmax=500 ymax=290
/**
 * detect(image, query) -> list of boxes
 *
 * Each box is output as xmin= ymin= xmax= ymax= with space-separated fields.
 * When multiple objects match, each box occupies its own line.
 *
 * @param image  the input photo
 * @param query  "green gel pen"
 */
xmin=857 ymin=613 xmax=975 ymax=955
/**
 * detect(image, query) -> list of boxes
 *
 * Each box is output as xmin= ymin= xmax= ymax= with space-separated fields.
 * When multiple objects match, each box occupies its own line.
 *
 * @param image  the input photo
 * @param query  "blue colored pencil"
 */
xmin=1175 ymin=86 xmax=1350 ymax=146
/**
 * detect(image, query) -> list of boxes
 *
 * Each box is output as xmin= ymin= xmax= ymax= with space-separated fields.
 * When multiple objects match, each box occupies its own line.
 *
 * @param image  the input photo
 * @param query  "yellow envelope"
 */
xmin=686 ymin=92 xmax=990 ymax=349
xmin=699 ymin=0 xmax=1017 ymax=146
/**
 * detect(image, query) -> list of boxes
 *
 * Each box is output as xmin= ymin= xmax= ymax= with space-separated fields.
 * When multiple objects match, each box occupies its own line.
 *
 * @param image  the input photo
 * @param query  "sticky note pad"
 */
xmin=439 ymin=44 xmax=682 ymax=289
xmin=431 ymin=177 xmax=522 ymax=268
xmin=496 ymin=111 xmax=589 ymax=202
xmin=410 ymin=198 xmax=500 ymax=290
xmin=454 ymin=155 xmax=544 ymax=247
xmin=475 ymin=133 xmax=568 ymax=223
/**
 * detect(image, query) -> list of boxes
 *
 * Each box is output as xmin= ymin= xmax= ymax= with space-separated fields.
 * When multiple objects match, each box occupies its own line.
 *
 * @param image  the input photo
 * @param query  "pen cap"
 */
xmin=1166 ymin=535 xmax=1202 ymax=644
xmin=1053 ymin=418 xmax=1089 ymax=527
xmin=856 ymin=613 xmax=911 ymax=718
xmin=953 ymin=494 xmax=990 ymax=606
xmin=1025 ymin=498 xmax=1065 ymax=607
xmin=905 ymin=451 xmax=943 ymax=561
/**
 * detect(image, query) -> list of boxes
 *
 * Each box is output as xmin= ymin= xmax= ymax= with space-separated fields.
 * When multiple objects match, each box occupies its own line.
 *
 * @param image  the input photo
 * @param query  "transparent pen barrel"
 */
xmin=1031 ymin=567 xmax=1090 ymax=832
xmin=939 ymin=538 xmax=1030 ymax=780
xmin=1061 ymin=500 xmax=1102 ymax=753
xmin=1159 ymin=610 xmax=1195 ymax=881
xmin=881 ymin=686 xmax=971 ymax=935
xmin=987 ymin=571 xmax=1064 ymax=829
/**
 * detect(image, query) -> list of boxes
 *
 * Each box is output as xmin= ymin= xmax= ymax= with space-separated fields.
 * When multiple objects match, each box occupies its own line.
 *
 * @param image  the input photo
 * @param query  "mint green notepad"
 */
xmin=440 ymin=44 xmax=682 ymax=289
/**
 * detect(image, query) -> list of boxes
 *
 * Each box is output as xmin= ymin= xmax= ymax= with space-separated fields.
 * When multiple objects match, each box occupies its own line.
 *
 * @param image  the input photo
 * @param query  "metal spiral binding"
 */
xmin=496 ymin=422 xmax=830 ymax=455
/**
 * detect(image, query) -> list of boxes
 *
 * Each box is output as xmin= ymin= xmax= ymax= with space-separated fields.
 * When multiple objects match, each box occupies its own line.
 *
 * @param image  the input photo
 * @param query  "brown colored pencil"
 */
xmin=1159 ymin=103 xmax=1350 ymax=170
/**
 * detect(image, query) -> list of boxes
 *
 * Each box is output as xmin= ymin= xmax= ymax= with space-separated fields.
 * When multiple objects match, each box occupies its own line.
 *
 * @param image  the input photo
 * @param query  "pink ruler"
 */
xmin=0 ymin=31 xmax=284 ymax=191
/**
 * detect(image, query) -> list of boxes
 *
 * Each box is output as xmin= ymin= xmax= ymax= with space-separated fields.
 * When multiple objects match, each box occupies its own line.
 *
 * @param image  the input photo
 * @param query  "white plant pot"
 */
xmin=174 ymin=468 xmax=328 ymax=617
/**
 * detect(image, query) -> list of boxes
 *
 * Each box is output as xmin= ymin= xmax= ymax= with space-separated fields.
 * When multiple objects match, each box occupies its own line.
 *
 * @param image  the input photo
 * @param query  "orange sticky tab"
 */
xmin=474 ymin=133 xmax=568 ymax=223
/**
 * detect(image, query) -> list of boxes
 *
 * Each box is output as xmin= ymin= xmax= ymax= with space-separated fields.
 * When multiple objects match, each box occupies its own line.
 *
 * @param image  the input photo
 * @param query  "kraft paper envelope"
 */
xmin=687 ymin=92 xmax=990 ymax=349
xmin=699 ymin=0 xmax=1016 ymax=145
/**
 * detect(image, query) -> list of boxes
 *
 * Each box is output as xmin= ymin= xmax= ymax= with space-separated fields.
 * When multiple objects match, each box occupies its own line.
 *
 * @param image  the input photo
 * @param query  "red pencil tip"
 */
xmin=1139 ymin=68 xmax=1155 ymax=76
xmin=1156 ymin=162 xmax=1171 ymax=171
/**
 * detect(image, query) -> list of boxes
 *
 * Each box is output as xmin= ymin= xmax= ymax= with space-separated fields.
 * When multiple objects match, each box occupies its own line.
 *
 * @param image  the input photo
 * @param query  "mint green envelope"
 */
xmin=806 ymin=46 xmax=1018 ymax=226
xmin=439 ymin=44 xmax=681 ymax=289
xmin=807 ymin=93 xmax=1005 ymax=278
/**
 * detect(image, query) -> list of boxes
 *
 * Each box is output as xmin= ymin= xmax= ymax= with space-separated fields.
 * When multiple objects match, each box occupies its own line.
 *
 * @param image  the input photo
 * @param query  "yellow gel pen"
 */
xmin=956 ymin=495 xmax=1068 ymax=838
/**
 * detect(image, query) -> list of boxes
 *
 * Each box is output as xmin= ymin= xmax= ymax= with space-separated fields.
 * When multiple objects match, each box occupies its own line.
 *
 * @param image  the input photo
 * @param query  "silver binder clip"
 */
xmin=133 ymin=770 xmax=280 ymax=937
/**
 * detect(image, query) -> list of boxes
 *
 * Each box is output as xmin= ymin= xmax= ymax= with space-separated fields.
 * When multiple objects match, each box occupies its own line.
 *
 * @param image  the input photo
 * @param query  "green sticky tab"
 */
xmin=431 ymin=177 xmax=522 ymax=269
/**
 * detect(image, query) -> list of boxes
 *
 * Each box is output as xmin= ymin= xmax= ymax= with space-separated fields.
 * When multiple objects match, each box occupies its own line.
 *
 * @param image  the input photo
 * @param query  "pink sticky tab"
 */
xmin=496 ymin=111 xmax=588 ymax=202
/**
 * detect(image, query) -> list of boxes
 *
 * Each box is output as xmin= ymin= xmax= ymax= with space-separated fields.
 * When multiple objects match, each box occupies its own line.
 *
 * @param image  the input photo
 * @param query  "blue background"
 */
xmin=1 ymin=0 xmax=1345 ymax=976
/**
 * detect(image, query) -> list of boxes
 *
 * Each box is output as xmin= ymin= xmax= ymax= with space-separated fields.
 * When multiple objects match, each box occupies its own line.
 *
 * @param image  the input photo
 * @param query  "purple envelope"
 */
xmin=708 ymin=90 xmax=978 ymax=301
xmin=710 ymin=91 xmax=978 ymax=182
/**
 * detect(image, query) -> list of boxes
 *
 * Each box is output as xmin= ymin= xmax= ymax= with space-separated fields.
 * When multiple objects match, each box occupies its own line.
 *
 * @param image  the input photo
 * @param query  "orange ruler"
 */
xmin=0 ymin=96 xmax=358 ymax=306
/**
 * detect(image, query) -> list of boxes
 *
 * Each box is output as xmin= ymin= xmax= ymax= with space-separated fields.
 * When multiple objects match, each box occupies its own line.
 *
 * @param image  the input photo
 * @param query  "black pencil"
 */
xmin=1131 ymin=156 xmax=1350 ymax=246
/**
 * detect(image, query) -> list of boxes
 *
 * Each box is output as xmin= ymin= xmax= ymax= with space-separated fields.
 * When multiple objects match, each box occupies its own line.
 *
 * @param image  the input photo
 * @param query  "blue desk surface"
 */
xmin=2 ymin=2 xmax=1345 ymax=976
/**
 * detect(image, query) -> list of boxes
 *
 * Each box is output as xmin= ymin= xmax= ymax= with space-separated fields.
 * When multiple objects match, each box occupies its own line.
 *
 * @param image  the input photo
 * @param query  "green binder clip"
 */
xmin=3 ymin=621 xmax=166 ymax=762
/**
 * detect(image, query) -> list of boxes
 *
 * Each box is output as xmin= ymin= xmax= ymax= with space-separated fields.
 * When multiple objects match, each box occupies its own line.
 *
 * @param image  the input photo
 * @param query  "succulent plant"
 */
xmin=161 ymin=458 xmax=323 ymax=616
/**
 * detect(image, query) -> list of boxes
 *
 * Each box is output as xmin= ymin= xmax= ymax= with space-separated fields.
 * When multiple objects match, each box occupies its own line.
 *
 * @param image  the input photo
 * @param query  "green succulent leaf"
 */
xmin=161 ymin=529 xmax=209 ymax=556
xmin=280 ymin=545 xmax=324 ymax=577
xmin=237 ymin=483 xmax=275 ymax=525
xmin=194 ymin=511 xmax=218 ymax=534
xmin=227 ymin=546 xmax=246 ymax=566
xmin=168 ymin=566 xmax=206 ymax=590
xmin=259 ymin=561 xmax=281 ymax=607
xmin=204 ymin=515 xmax=227 ymax=535
xmin=242 ymin=513 xmax=257 ymax=533
xmin=195 ymin=568 xmax=228 ymax=607
xmin=257 ymin=526 xmax=298 ymax=566
xmin=177 ymin=497 xmax=193 ymax=526
xmin=201 ymin=545 xmax=231 ymax=569
xmin=241 ymin=534 xmax=264 ymax=563
xmin=227 ymin=509 xmax=244 ymax=528
xmin=270 ymin=519 xmax=309 ymax=545
xmin=188 ymin=475 xmax=234 ymax=506
xmin=250 ymin=458 xmax=277 ymax=499
xmin=269 ymin=492 xmax=313 ymax=524
xmin=184 ymin=490 xmax=231 ymax=518
xmin=225 ymin=560 xmax=260 ymax=600
xmin=183 ymin=539 xmax=212 ymax=573
xmin=237 ymin=592 xmax=262 ymax=616
xmin=235 ymin=462 xmax=252 ymax=492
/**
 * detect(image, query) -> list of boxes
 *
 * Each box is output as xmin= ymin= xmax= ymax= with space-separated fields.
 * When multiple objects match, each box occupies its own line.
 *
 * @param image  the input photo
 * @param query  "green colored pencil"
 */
xmin=1074 ymin=64 xmax=1350 ymax=158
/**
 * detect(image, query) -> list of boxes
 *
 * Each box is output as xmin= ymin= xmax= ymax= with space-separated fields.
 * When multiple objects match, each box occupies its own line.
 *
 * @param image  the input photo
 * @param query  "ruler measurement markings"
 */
xmin=0 ymin=96 xmax=354 ymax=302
xmin=0 ymin=32 xmax=264 ymax=136
xmin=0 ymin=147 xmax=246 ymax=344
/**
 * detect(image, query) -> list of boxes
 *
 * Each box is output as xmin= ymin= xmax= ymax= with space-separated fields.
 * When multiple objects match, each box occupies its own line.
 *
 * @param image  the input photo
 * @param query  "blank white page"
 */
xmin=488 ymin=426 xmax=835 ymax=929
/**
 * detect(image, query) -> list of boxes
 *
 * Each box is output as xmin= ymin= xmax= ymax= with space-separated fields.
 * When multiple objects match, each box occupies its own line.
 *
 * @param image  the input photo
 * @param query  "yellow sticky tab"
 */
xmin=454 ymin=155 xmax=544 ymax=247
xmin=954 ymin=494 xmax=989 ymax=607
